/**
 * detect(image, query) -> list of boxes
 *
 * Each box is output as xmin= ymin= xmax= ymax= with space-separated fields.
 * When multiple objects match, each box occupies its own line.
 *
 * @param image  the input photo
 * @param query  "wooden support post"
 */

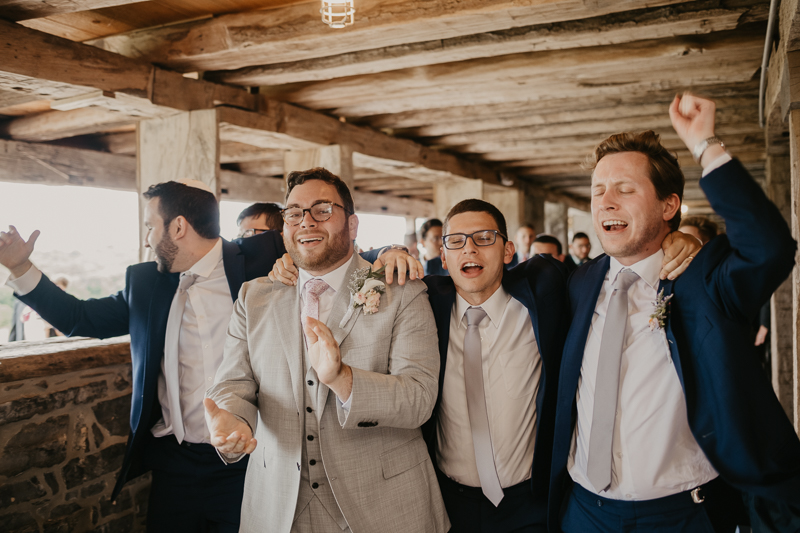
xmin=766 ymin=153 xmax=794 ymax=418
xmin=520 ymin=185 xmax=545 ymax=238
xmin=433 ymin=180 xmax=484 ymax=221
xmin=137 ymin=109 xmax=219 ymax=262
xmin=484 ymin=185 xmax=523 ymax=237
xmin=568 ymin=207 xmax=602 ymax=259
xmin=544 ymin=201 xmax=569 ymax=253
xmin=284 ymin=145 xmax=354 ymax=191
xmin=789 ymin=108 xmax=800 ymax=433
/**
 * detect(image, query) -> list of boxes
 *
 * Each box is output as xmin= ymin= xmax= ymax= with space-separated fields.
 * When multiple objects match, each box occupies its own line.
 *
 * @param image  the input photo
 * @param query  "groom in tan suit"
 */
xmin=204 ymin=167 xmax=449 ymax=533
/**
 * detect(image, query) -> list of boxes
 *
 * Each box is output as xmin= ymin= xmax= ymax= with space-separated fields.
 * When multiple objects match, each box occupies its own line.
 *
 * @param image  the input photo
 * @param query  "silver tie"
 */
xmin=164 ymin=272 xmax=198 ymax=444
xmin=464 ymin=306 xmax=504 ymax=506
xmin=586 ymin=269 xmax=639 ymax=491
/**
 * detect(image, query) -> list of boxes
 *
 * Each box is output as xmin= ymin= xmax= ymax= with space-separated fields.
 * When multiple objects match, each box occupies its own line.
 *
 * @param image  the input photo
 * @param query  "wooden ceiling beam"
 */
xmin=262 ymin=28 xmax=764 ymax=117
xmin=360 ymin=81 xmax=759 ymax=129
xmin=0 ymin=18 xmax=257 ymax=112
xmin=211 ymin=1 xmax=764 ymax=86
xmin=0 ymin=0 xmax=142 ymax=22
xmin=86 ymin=0 xmax=692 ymax=73
xmin=399 ymin=97 xmax=758 ymax=138
xmin=427 ymin=108 xmax=760 ymax=146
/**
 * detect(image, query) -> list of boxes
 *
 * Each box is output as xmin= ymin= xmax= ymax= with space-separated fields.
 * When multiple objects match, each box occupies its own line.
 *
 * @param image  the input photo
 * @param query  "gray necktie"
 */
xmin=587 ymin=269 xmax=639 ymax=492
xmin=464 ymin=306 xmax=504 ymax=506
xmin=164 ymin=272 xmax=198 ymax=444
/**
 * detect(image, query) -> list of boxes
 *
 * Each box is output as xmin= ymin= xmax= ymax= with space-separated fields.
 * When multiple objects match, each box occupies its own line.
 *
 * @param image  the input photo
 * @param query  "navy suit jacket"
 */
xmin=422 ymin=254 xmax=569 ymax=500
xmin=548 ymin=160 xmax=800 ymax=531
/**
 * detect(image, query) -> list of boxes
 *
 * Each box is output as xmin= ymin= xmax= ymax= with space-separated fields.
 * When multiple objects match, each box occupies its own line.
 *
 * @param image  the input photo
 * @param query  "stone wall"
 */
xmin=0 ymin=337 xmax=149 ymax=533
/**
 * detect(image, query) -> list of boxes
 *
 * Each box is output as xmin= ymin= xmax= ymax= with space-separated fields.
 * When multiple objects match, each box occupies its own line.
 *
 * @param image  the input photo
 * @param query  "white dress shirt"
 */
xmin=6 ymin=239 xmax=235 ymax=445
xmin=568 ymin=250 xmax=718 ymax=500
xmin=297 ymin=252 xmax=355 ymax=407
xmin=151 ymin=238 xmax=233 ymax=444
xmin=436 ymin=286 xmax=542 ymax=488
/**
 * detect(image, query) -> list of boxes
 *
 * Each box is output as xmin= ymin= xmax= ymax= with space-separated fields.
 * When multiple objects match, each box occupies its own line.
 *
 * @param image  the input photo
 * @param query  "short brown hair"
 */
xmin=285 ymin=167 xmax=354 ymax=215
xmin=444 ymin=199 xmax=508 ymax=239
xmin=590 ymin=130 xmax=684 ymax=231
xmin=680 ymin=215 xmax=718 ymax=244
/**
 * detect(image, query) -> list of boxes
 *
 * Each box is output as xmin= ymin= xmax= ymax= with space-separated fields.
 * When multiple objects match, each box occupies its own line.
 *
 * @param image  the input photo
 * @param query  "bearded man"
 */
xmin=204 ymin=167 xmax=449 ymax=533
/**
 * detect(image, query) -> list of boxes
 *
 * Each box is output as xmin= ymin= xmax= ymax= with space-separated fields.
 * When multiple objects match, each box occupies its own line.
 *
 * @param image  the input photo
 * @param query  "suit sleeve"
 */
xmin=338 ymin=281 xmax=440 ymax=430
xmin=701 ymin=159 xmax=796 ymax=322
xmin=206 ymin=282 xmax=260 ymax=433
xmin=16 ymin=269 xmax=131 ymax=339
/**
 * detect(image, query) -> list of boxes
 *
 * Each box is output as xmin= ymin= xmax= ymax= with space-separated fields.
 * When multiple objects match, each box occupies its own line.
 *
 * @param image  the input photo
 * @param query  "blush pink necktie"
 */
xmin=301 ymin=279 xmax=330 ymax=326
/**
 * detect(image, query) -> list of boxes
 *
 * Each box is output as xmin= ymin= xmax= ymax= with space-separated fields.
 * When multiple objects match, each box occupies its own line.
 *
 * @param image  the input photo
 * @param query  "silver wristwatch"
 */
xmin=378 ymin=244 xmax=410 ymax=257
xmin=692 ymin=136 xmax=725 ymax=163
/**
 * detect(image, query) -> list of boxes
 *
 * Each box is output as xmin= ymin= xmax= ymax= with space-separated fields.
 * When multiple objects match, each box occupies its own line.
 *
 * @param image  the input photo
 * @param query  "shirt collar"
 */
xmin=454 ymin=284 xmax=511 ymax=329
xmin=184 ymin=238 xmax=223 ymax=280
xmin=608 ymin=249 xmax=663 ymax=290
xmin=297 ymin=252 xmax=355 ymax=294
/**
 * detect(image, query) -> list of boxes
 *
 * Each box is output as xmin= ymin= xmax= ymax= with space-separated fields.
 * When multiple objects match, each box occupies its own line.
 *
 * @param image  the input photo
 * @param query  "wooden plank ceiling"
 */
xmin=0 ymin=0 xmax=770 ymax=214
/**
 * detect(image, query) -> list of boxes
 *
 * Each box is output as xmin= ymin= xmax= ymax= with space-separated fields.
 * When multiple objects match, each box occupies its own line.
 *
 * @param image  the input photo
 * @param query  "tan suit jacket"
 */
xmin=208 ymin=255 xmax=449 ymax=532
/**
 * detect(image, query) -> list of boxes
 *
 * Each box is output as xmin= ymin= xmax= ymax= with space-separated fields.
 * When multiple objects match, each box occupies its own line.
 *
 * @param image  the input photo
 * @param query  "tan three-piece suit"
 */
xmin=207 ymin=254 xmax=449 ymax=532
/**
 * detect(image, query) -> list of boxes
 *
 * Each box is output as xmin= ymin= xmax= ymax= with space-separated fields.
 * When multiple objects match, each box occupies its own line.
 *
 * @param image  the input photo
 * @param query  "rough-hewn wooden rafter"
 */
xmin=86 ymin=0 xmax=691 ymax=72
xmin=210 ymin=1 xmax=765 ymax=86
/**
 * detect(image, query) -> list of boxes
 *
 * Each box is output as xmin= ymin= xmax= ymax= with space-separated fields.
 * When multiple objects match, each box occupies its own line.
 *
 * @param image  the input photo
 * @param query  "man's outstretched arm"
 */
xmin=1 ymin=225 xmax=130 ymax=339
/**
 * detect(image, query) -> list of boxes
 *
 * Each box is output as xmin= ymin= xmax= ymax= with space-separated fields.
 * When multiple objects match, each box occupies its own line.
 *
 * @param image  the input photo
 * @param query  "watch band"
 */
xmin=692 ymin=136 xmax=725 ymax=163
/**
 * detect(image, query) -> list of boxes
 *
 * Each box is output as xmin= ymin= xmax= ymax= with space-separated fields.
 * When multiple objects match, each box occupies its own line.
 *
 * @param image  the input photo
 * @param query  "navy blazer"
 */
xmin=548 ymin=160 xmax=800 ymax=531
xmin=422 ymin=255 xmax=569 ymax=499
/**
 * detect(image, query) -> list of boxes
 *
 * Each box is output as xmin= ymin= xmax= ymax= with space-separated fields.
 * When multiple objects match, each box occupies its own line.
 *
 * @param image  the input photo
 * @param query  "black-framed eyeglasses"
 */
xmin=237 ymin=228 xmax=269 ymax=239
xmin=281 ymin=202 xmax=350 ymax=226
xmin=442 ymin=230 xmax=507 ymax=250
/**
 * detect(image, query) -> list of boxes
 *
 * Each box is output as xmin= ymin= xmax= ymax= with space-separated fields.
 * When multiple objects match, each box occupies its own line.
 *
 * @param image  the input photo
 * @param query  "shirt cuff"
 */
xmin=701 ymin=153 xmax=732 ymax=177
xmin=338 ymin=394 xmax=352 ymax=412
xmin=6 ymin=265 xmax=42 ymax=295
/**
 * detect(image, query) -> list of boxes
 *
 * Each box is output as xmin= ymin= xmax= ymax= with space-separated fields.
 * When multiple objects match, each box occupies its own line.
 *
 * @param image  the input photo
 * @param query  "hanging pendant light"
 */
xmin=321 ymin=0 xmax=355 ymax=28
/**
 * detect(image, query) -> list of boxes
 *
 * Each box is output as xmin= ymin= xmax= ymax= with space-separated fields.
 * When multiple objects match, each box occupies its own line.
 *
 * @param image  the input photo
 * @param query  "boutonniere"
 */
xmin=339 ymin=266 xmax=386 ymax=328
xmin=349 ymin=265 xmax=386 ymax=314
xmin=648 ymin=289 xmax=673 ymax=331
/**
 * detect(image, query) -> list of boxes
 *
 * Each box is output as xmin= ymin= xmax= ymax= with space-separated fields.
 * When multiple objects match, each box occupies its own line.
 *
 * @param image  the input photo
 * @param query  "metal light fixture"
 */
xmin=321 ymin=0 xmax=355 ymax=28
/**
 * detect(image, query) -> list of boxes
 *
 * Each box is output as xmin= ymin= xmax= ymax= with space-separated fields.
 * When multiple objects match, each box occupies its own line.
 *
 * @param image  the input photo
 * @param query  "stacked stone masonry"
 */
xmin=0 ymin=338 xmax=149 ymax=533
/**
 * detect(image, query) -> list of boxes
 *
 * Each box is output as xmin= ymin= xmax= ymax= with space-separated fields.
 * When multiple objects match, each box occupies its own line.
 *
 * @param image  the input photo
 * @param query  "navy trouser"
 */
xmin=437 ymin=469 xmax=547 ymax=533
xmin=145 ymin=436 xmax=249 ymax=533
xmin=561 ymin=479 xmax=743 ymax=533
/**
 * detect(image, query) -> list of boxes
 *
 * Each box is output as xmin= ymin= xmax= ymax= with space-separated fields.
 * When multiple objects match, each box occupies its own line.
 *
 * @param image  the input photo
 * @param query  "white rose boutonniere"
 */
xmin=649 ymin=289 xmax=673 ymax=331
xmin=339 ymin=266 xmax=386 ymax=327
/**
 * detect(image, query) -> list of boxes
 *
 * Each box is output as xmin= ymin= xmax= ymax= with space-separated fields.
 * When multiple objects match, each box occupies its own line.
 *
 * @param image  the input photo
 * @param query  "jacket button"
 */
xmin=312 ymin=482 xmax=319 ymax=489
xmin=307 ymin=380 xmax=314 ymax=386
xmin=306 ymin=407 xmax=312 ymax=413
xmin=310 ymin=459 xmax=316 ymax=466
xmin=307 ymin=435 xmax=314 ymax=441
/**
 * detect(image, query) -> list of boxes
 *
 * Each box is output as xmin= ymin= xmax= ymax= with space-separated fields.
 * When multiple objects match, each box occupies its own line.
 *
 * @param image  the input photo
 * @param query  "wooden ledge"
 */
xmin=0 ymin=336 xmax=131 ymax=383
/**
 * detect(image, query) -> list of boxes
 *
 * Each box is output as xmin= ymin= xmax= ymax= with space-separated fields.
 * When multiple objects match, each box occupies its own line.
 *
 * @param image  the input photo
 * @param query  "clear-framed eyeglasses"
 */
xmin=237 ymin=228 xmax=269 ymax=239
xmin=281 ymin=202 xmax=350 ymax=226
xmin=442 ymin=230 xmax=507 ymax=250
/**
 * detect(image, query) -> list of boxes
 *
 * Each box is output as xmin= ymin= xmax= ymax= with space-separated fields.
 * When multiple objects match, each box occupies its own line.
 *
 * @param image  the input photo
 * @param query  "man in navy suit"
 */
xmin=549 ymin=94 xmax=800 ymax=532
xmin=422 ymin=199 xmax=568 ymax=532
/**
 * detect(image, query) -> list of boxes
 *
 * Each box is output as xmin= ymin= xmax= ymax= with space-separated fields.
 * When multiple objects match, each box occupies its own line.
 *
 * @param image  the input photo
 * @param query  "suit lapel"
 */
xmin=273 ymin=282 xmax=305 ymax=414
xmin=318 ymin=255 xmax=367 ymax=417
xmin=221 ymin=238 xmax=245 ymax=302
xmin=561 ymin=256 xmax=609 ymax=405
xmin=657 ymin=278 xmax=684 ymax=389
